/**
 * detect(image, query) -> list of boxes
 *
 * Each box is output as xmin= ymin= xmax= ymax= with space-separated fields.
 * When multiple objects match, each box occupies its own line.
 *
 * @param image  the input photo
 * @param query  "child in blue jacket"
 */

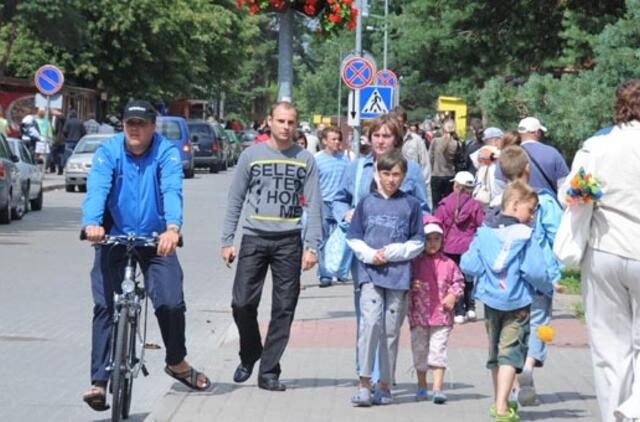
xmin=497 ymin=145 xmax=565 ymax=406
xmin=461 ymin=180 xmax=553 ymax=422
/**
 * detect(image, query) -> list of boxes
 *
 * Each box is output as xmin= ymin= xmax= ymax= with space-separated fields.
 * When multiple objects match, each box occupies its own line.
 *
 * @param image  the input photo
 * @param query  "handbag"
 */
xmin=324 ymin=158 xmax=365 ymax=277
xmin=552 ymin=202 xmax=593 ymax=270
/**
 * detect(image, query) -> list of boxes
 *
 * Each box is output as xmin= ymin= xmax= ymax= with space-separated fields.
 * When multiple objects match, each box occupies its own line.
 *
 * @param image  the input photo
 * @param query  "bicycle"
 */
xmin=81 ymin=231 xmax=182 ymax=422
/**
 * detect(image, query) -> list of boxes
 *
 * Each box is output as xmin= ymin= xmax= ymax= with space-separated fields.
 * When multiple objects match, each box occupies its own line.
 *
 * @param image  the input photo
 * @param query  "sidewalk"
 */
xmin=145 ymin=274 xmax=599 ymax=422
xmin=42 ymin=172 xmax=65 ymax=192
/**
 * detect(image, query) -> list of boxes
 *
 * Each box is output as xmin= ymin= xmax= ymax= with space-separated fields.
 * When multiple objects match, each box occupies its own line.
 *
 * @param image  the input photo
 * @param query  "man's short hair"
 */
xmin=269 ymin=101 xmax=297 ymax=118
xmin=501 ymin=180 xmax=538 ymax=212
xmin=321 ymin=126 xmax=342 ymax=141
xmin=376 ymin=150 xmax=407 ymax=174
xmin=499 ymin=145 xmax=529 ymax=181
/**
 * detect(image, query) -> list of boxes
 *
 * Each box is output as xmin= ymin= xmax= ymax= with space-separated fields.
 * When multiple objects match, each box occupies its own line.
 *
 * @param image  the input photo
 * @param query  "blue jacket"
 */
xmin=81 ymin=132 xmax=183 ymax=236
xmin=332 ymin=154 xmax=430 ymax=223
xmin=460 ymin=221 xmax=552 ymax=311
xmin=532 ymin=188 xmax=563 ymax=289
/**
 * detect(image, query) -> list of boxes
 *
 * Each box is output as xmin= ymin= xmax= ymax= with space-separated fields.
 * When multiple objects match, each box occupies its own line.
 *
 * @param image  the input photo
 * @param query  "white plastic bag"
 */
xmin=553 ymin=203 xmax=593 ymax=270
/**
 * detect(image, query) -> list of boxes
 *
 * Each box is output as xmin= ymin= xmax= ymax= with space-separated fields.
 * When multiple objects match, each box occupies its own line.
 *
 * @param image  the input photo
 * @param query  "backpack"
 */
xmin=453 ymin=140 xmax=468 ymax=172
xmin=473 ymin=165 xmax=492 ymax=206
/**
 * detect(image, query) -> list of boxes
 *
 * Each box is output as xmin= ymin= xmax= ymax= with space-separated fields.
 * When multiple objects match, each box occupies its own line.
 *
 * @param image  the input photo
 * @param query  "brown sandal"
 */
xmin=164 ymin=366 xmax=211 ymax=391
xmin=82 ymin=385 xmax=110 ymax=411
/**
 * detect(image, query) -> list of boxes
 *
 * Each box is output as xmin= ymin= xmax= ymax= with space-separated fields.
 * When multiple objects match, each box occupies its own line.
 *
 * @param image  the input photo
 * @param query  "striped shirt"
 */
xmin=314 ymin=150 xmax=348 ymax=202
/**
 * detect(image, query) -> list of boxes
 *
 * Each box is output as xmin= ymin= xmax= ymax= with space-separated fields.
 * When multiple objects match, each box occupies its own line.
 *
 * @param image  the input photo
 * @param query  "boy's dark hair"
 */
xmin=501 ymin=180 xmax=538 ymax=212
xmin=376 ymin=150 xmax=407 ymax=174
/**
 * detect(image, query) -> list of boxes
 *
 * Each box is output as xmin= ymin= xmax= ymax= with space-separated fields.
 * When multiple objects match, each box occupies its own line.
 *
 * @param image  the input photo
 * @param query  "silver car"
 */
xmin=65 ymin=134 xmax=113 ymax=193
xmin=0 ymin=134 xmax=25 ymax=223
xmin=7 ymin=138 xmax=44 ymax=211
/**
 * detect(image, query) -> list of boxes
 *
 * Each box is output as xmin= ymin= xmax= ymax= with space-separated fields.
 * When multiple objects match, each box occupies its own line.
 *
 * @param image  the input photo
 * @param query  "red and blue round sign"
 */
xmin=34 ymin=65 xmax=65 ymax=96
xmin=375 ymin=69 xmax=398 ymax=88
xmin=341 ymin=57 xmax=375 ymax=90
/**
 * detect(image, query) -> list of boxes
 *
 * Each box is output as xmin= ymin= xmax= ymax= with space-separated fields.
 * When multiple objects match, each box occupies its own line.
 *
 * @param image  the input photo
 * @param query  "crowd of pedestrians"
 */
xmin=77 ymin=80 xmax=640 ymax=422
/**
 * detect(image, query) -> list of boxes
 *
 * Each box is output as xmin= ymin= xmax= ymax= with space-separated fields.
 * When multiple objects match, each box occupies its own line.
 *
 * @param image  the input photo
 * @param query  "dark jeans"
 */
xmin=90 ymin=245 xmax=187 ymax=383
xmin=446 ymin=253 xmax=476 ymax=315
xmin=231 ymin=233 xmax=302 ymax=380
xmin=52 ymin=144 xmax=65 ymax=173
xmin=63 ymin=140 xmax=78 ymax=168
xmin=431 ymin=175 xmax=454 ymax=207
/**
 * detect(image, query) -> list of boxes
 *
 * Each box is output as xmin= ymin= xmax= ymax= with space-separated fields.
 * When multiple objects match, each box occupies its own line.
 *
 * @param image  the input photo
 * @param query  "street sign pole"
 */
xmin=352 ymin=0 xmax=365 ymax=158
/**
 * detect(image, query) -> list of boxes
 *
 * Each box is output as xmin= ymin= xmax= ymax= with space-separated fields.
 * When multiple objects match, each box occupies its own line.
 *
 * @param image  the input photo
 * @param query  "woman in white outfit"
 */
xmin=561 ymin=80 xmax=640 ymax=422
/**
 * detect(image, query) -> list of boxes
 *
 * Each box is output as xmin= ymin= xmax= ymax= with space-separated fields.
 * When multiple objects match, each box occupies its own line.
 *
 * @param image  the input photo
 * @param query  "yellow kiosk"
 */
xmin=437 ymin=96 xmax=467 ymax=139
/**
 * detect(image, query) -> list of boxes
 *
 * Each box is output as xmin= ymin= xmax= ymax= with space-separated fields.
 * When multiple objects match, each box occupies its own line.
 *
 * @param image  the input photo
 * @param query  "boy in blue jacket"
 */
xmin=498 ymin=146 xmax=565 ymax=406
xmin=461 ymin=180 xmax=553 ymax=422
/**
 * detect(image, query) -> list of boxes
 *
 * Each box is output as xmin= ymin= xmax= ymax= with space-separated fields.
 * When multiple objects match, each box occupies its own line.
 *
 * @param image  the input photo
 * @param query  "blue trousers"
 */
xmin=90 ymin=245 xmax=187 ymax=383
xmin=528 ymin=293 xmax=552 ymax=365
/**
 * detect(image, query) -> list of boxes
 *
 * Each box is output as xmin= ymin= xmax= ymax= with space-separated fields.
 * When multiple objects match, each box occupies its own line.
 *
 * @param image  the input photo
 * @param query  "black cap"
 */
xmin=123 ymin=100 xmax=157 ymax=123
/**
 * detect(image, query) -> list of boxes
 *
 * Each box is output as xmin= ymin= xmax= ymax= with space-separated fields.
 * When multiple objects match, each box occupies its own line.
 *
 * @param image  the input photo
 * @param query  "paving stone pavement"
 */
xmin=145 ymin=276 xmax=599 ymax=422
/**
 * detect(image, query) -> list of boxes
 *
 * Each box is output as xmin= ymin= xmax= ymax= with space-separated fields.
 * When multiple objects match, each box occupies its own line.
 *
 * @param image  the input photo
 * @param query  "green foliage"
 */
xmin=559 ymin=270 xmax=582 ymax=295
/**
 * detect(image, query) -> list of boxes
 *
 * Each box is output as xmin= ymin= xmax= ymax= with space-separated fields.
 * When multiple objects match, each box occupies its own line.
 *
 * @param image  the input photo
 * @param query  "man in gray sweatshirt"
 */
xmin=221 ymin=101 xmax=322 ymax=392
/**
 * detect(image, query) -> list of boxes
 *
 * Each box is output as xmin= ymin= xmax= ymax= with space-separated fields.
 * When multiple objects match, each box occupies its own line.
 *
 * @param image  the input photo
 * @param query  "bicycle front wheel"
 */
xmin=121 ymin=315 xmax=137 ymax=419
xmin=111 ymin=306 xmax=130 ymax=422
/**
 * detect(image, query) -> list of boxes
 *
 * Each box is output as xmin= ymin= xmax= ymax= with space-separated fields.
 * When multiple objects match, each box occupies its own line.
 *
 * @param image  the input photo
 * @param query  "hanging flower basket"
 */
xmin=236 ymin=0 xmax=357 ymax=35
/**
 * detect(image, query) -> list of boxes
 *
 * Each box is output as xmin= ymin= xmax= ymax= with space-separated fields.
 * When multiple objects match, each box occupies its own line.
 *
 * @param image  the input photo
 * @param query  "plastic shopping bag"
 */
xmin=324 ymin=223 xmax=353 ymax=279
xmin=553 ymin=203 xmax=593 ymax=270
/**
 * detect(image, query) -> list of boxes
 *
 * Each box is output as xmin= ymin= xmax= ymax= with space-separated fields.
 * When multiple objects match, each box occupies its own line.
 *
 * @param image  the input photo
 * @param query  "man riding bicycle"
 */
xmin=81 ymin=100 xmax=210 ymax=411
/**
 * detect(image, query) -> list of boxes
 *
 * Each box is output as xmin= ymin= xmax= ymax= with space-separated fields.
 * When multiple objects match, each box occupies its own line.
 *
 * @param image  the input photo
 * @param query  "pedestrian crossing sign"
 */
xmin=359 ymin=85 xmax=393 ymax=119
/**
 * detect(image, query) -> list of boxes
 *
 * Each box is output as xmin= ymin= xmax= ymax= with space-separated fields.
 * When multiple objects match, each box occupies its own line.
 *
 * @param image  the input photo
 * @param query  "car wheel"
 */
xmin=222 ymin=159 xmax=228 ymax=171
xmin=65 ymin=184 xmax=75 ymax=193
xmin=11 ymin=188 xmax=25 ymax=220
xmin=30 ymin=187 xmax=43 ymax=211
xmin=184 ymin=168 xmax=195 ymax=179
xmin=78 ymin=184 xmax=87 ymax=193
xmin=209 ymin=164 xmax=219 ymax=174
xmin=0 ymin=192 xmax=11 ymax=224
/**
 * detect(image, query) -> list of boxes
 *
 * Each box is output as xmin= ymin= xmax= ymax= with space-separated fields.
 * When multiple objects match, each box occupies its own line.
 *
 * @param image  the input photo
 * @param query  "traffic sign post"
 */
xmin=360 ymin=85 xmax=393 ymax=120
xmin=34 ymin=65 xmax=64 ymax=164
xmin=341 ymin=56 xmax=375 ymax=90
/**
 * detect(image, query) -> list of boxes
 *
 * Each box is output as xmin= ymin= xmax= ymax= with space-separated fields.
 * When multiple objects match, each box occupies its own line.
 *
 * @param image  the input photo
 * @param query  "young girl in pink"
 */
xmin=408 ymin=215 xmax=464 ymax=404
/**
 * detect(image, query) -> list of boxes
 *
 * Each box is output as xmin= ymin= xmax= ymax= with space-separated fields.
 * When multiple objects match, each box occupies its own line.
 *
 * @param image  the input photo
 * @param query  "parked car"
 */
xmin=0 ymin=134 xmax=26 ymax=223
xmin=240 ymin=129 xmax=258 ymax=150
xmin=64 ymin=133 xmax=112 ymax=192
xmin=211 ymin=123 xmax=231 ymax=171
xmin=156 ymin=116 xmax=194 ymax=178
xmin=186 ymin=120 xmax=222 ymax=173
xmin=225 ymin=129 xmax=242 ymax=165
xmin=7 ymin=138 xmax=44 ymax=211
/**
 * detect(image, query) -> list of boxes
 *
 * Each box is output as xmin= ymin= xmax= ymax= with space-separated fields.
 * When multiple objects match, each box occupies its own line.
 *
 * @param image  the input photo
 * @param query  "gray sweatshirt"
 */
xmin=221 ymin=142 xmax=322 ymax=250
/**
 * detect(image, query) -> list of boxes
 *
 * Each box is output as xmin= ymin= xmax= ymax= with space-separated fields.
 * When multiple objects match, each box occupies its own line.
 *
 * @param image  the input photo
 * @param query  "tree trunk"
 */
xmin=277 ymin=8 xmax=294 ymax=102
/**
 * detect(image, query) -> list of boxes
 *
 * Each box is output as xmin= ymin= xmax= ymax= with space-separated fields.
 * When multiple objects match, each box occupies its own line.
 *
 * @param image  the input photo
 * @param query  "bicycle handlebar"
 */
xmin=80 ymin=230 xmax=184 ymax=248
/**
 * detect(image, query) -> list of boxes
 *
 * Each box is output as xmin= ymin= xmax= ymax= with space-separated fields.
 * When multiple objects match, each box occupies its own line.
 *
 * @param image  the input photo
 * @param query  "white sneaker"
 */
xmin=454 ymin=315 xmax=466 ymax=324
xmin=466 ymin=310 xmax=477 ymax=321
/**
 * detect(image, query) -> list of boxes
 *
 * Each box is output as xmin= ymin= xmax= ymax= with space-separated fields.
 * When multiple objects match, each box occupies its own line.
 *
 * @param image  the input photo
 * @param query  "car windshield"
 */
xmin=75 ymin=137 xmax=108 ymax=153
xmin=157 ymin=120 xmax=182 ymax=141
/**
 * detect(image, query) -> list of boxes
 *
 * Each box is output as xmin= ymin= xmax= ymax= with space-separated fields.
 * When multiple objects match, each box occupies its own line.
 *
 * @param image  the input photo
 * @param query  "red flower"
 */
xmin=328 ymin=12 xmax=342 ymax=23
xmin=304 ymin=4 xmax=316 ymax=15
xmin=249 ymin=4 xmax=260 ymax=13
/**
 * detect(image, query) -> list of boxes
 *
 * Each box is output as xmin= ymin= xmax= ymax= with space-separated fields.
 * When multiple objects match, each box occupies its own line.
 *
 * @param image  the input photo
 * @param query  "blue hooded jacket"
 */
xmin=532 ymin=188 xmax=563 ymax=289
xmin=81 ymin=132 xmax=183 ymax=235
xmin=460 ymin=221 xmax=553 ymax=311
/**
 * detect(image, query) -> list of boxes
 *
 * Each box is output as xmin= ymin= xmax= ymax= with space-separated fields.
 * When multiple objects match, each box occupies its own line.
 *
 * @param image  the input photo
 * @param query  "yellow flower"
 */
xmin=536 ymin=325 xmax=555 ymax=343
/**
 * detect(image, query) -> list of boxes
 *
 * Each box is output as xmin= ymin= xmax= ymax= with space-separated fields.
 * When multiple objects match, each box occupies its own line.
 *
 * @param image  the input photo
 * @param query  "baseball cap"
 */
xmin=517 ymin=117 xmax=547 ymax=133
xmin=424 ymin=223 xmax=443 ymax=235
xmin=123 ymin=100 xmax=157 ymax=123
xmin=450 ymin=171 xmax=475 ymax=188
xmin=482 ymin=127 xmax=504 ymax=141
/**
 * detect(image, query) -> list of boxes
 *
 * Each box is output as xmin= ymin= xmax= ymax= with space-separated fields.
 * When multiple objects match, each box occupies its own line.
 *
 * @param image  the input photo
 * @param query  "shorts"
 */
xmin=484 ymin=304 xmax=530 ymax=372
xmin=410 ymin=325 xmax=452 ymax=370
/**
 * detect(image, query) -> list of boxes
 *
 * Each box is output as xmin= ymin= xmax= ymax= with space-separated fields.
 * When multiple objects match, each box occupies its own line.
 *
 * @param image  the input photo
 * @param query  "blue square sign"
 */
xmin=359 ymin=85 xmax=393 ymax=119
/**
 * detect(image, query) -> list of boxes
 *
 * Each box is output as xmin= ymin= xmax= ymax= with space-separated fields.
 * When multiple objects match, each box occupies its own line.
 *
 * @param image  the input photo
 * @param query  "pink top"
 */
xmin=408 ymin=251 xmax=464 ymax=328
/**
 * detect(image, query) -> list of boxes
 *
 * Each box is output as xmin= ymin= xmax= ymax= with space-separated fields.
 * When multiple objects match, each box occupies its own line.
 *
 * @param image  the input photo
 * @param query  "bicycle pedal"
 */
xmin=141 ymin=365 xmax=149 ymax=377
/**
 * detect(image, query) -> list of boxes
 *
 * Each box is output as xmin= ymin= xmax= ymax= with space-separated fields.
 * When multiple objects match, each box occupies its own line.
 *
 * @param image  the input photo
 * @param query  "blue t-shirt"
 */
xmin=347 ymin=190 xmax=424 ymax=290
xmin=496 ymin=141 xmax=569 ymax=193
xmin=315 ymin=151 xmax=349 ymax=202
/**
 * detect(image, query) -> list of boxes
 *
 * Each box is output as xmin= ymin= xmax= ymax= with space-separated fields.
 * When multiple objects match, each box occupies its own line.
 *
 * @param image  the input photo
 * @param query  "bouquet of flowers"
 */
xmin=236 ymin=0 xmax=357 ymax=35
xmin=564 ymin=167 xmax=603 ymax=206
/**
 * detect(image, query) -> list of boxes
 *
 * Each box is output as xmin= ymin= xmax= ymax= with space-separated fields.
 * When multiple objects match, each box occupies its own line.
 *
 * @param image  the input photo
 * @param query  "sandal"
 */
xmin=82 ymin=385 xmax=110 ymax=411
xmin=164 ymin=365 xmax=211 ymax=391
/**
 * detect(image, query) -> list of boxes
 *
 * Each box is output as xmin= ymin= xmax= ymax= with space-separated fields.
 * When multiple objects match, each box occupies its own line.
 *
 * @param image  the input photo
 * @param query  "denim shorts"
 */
xmin=484 ymin=304 xmax=530 ymax=372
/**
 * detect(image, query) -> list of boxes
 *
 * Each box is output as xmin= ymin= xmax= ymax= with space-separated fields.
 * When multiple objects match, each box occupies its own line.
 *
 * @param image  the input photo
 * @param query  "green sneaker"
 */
xmin=494 ymin=407 xmax=520 ymax=422
xmin=489 ymin=401 xmax=519 ymax=417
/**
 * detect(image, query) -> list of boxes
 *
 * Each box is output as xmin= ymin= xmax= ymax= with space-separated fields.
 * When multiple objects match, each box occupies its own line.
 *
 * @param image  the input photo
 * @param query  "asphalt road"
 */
xmin=0 ymin=168 xmax=239 ymax=422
